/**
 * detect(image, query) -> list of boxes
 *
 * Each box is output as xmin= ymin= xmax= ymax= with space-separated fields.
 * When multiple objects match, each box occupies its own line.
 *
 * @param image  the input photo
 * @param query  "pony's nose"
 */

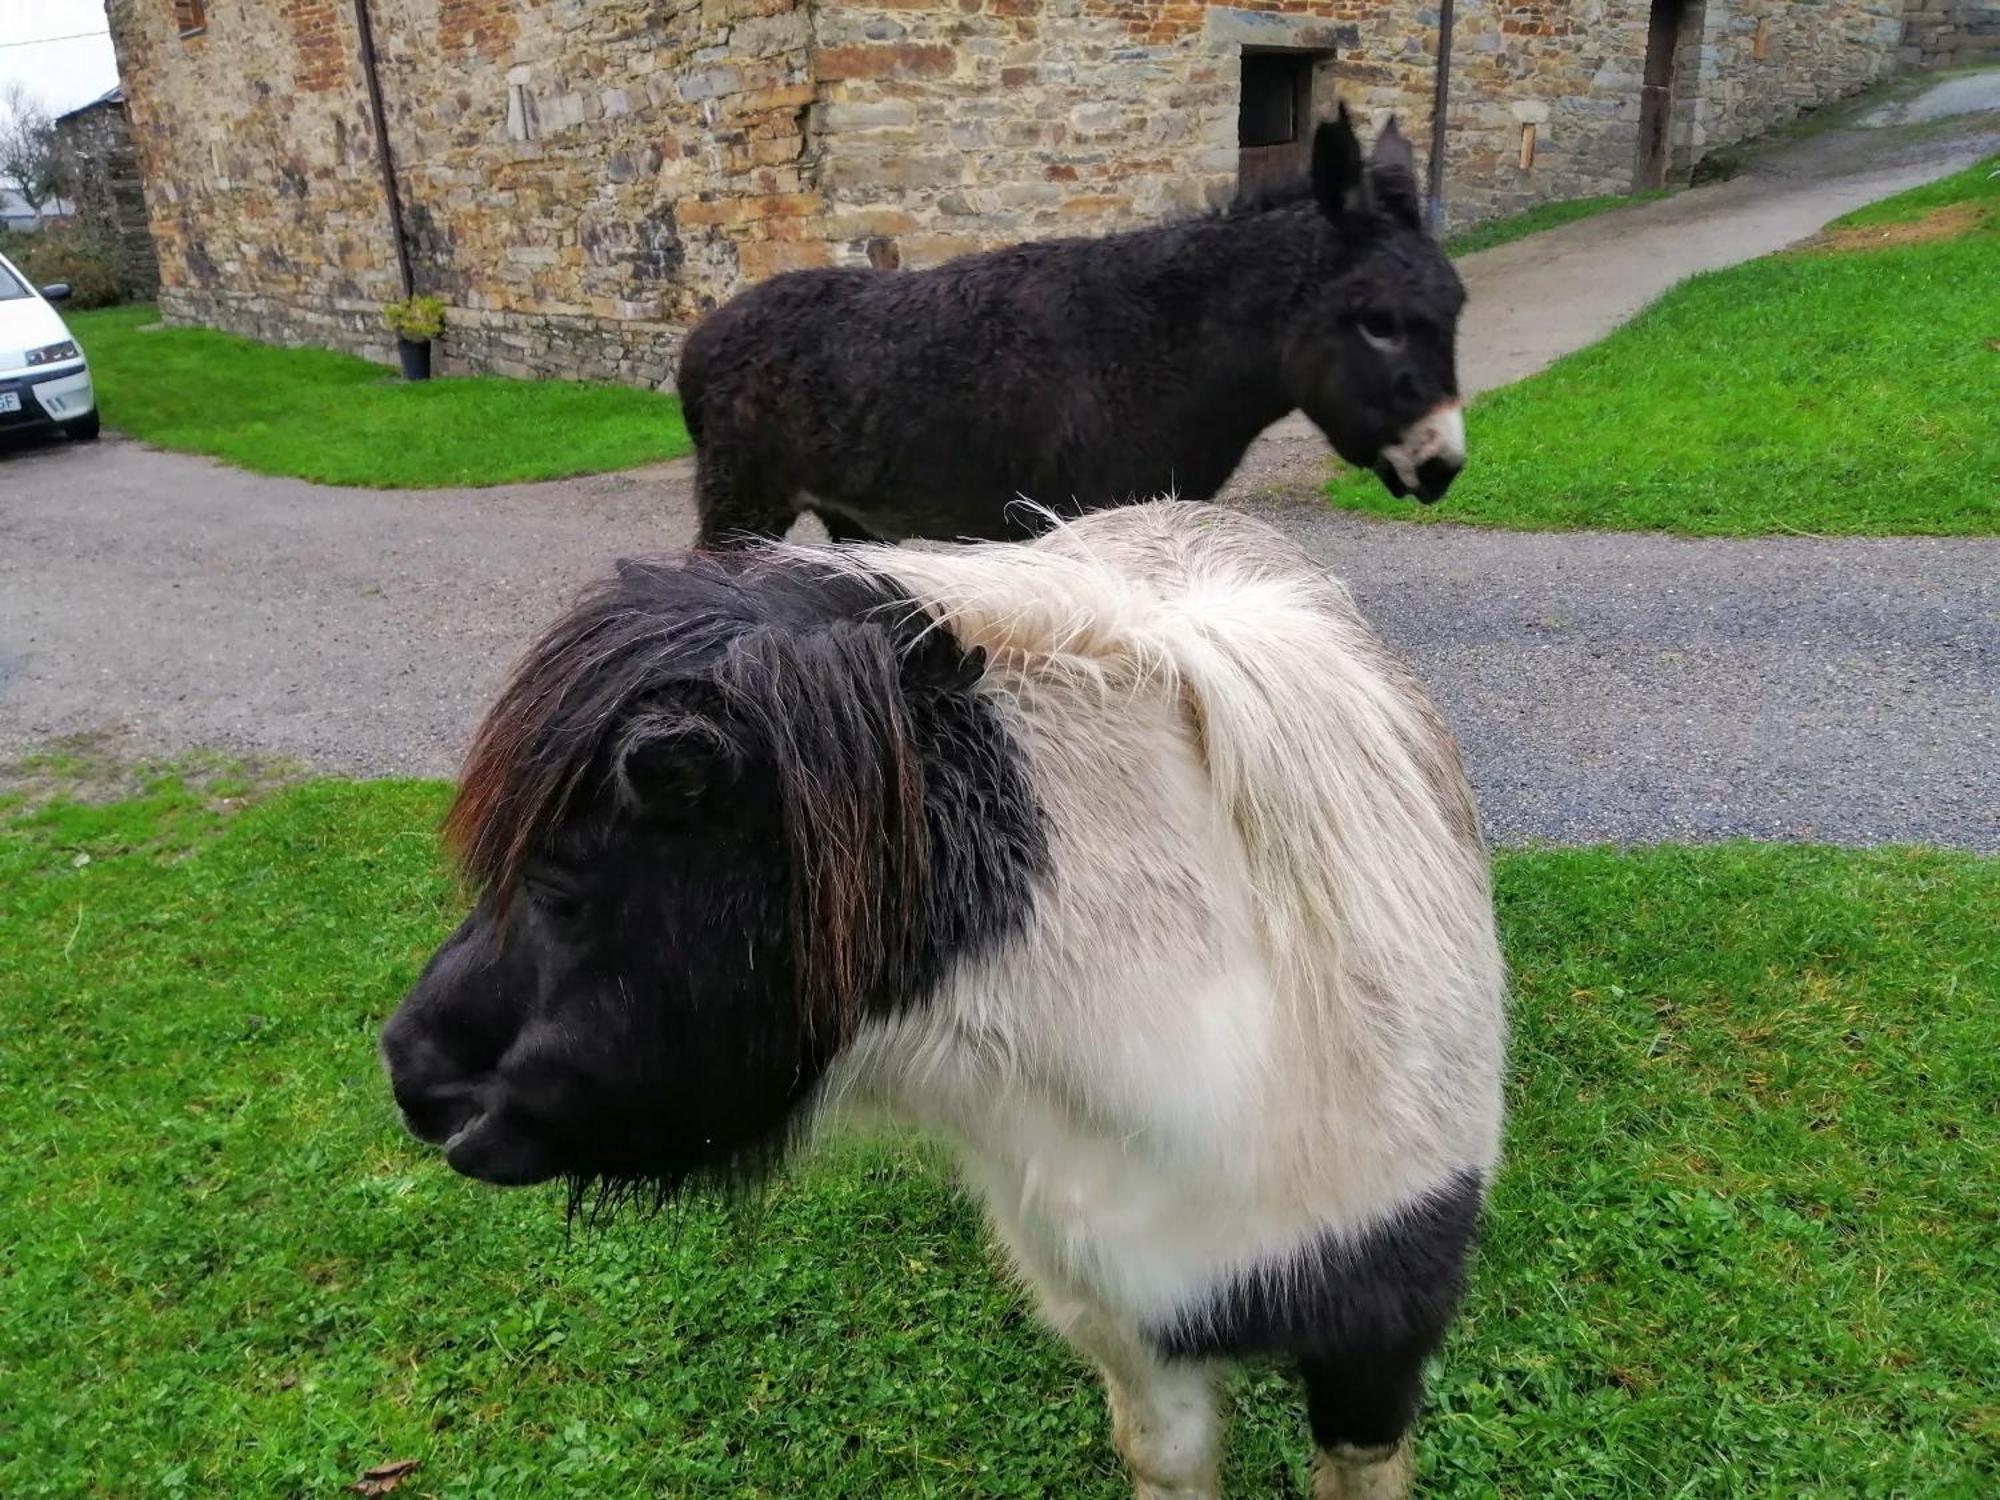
xmin=394 ymin=1076 xmax=483 ymax=1147
xmin=444 ymin=1109 xmax=562 ymax=1187
xmin=381 ymin=1009 xmax=486 ymax=1145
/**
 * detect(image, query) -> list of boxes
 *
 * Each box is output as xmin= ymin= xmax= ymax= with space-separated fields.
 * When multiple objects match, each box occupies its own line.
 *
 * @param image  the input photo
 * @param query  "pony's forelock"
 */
xmin=444 ymin=550 xmax=940 ymax=1039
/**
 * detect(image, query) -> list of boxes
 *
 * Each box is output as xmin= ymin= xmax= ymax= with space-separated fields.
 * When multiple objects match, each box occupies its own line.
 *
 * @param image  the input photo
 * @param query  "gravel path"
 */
xmin=3 ymin=75 xmax=1995 ymax=850
xmin=6 ymin=435 xmax=1991 ymax=850
xmin=1246 ymin=502 xmax=1996 ymax=849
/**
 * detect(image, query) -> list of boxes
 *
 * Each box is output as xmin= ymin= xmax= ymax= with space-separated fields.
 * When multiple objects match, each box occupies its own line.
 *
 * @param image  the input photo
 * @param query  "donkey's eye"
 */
xmin=1357 ymin=312 xmax=1402 ymax=351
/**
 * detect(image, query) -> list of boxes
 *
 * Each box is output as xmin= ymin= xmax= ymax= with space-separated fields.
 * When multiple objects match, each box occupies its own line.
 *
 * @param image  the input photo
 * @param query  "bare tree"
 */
xmin=0 ymin=83 xmax=60 ymax=223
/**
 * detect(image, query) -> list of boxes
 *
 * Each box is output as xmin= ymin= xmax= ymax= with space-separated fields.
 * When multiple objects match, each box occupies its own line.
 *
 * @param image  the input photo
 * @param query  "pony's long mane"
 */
xmin=445 ymin=553 xmax=932 ymax=1042
xmin=815 ymin=504 xmax=1494 ymax=1090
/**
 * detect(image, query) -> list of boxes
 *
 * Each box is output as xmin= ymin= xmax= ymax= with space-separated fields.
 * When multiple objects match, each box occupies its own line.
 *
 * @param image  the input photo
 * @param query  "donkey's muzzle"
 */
xmin=1411 ymin=455 xmax=1460 ymax=504
xmin=1378 ymin=401 xmax=1466 ymax=504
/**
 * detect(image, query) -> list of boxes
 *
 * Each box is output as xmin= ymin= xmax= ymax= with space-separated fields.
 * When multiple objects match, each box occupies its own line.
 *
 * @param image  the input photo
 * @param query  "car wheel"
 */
xmin=63 ymin=411 xmax=101 ymax=442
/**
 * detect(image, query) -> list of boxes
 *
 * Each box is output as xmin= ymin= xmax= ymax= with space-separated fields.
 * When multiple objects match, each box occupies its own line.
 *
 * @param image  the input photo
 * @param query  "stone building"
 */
xmin=1901 ymin=0 xmax=2000 ymax=67
xmin=108 ymin=1 xmax=1921 ymax=387
xmin=50 ymin=87 xmax=163 ymax=300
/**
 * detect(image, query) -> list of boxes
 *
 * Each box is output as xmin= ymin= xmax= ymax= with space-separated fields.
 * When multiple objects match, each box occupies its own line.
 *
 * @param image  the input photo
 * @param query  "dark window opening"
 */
xmin=174 ymin=1 xmax=208 ymax=39
xmin=1239 ymin=52 xmax=1315 ymax=148
xmin=1238 ymin=51 xmax=1325 ymax=205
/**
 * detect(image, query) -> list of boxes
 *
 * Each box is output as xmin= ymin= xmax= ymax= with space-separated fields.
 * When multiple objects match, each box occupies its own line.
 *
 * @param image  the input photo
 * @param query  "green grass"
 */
xmin=68 ymin=305 xmax=691 ymax=488
xmin=3 ymin=774 xmax=1995 ymax=1497
xmin=1828 ymin=154 xmax=2000 ymax=230
xmin=1334 ymin=158 xmax=2000 ymax=536
xmin=1445 ymin=192 xmax=1668 ymax=257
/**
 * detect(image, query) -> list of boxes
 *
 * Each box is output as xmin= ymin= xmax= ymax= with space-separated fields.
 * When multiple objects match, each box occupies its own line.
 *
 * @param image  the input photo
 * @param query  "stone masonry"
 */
xmin=50 ymin=89 xmax=163 ymax=300
xmin=109 ymin=1 xmax=1921 ymax=387
xmin=1902 ymin=0 xmax=2000 ymax=68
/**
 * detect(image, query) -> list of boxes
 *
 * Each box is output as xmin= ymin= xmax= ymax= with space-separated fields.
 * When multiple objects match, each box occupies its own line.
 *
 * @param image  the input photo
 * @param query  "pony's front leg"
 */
xmin=1299 ymin=1344 xmax=1428 ymax=1500
xmin=1309 ymin=1439 xmax=1413 ymax=1500
xmin=1040 ymin=1294 xmax=1221 ymax=1500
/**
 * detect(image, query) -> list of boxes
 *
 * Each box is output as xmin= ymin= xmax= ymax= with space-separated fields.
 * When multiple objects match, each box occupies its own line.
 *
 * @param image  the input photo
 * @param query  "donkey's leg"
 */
xmin=692 ymin=450 xmax=796 ymax=549
xmin=812 ymin=508 xmax=885 ymax=545
xmin=1040 ymin=1294 xmax=1221 ymax=1500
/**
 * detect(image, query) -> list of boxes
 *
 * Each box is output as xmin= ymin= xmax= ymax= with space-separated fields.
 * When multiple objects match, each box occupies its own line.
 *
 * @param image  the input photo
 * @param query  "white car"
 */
xmin=0 ymin=251 xmax=99 ymax=443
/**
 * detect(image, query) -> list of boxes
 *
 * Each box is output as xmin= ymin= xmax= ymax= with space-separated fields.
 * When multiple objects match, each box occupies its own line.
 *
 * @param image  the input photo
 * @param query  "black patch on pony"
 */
xmin=1149 ymin=1172 xmax=1484 ymax=1447
xmin=383 ymin=551 xmax=1047 ymax=1211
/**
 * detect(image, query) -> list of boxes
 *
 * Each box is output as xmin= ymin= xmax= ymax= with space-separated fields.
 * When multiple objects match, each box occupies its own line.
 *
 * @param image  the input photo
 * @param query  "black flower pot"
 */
xmin=396 ymin=337 xmax=433 ymax=382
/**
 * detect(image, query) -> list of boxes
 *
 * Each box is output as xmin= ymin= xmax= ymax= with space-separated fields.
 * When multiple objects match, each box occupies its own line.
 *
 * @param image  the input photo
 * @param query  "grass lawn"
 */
xmin=2 ymin=771 xmax=1994 ymax=1497
xmin=1445 ymin=192 xmax=1668 ymax=258
xmin=1332 ymin=157 xmax=2000 ymax=536
xmin=68 ymin=305 xmax=691 ymax=488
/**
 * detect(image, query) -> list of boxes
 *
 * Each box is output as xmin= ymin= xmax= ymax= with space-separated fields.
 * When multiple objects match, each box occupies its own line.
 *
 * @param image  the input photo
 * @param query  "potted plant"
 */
xmin=381 ymin=295 xmax=446 ymax=381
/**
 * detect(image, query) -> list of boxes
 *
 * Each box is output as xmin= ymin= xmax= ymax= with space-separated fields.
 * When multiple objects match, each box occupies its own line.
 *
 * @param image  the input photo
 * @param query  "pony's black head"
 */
xmin=380 ymin=553 xmax=1039 ymax=1206
xmin=1280 ymin=108 xmax=1467 ymax=504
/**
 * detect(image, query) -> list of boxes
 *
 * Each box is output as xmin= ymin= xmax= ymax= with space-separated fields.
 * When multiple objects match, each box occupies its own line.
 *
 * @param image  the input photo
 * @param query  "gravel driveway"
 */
xmin=3 ymin=76 xmax=1995 ymax=850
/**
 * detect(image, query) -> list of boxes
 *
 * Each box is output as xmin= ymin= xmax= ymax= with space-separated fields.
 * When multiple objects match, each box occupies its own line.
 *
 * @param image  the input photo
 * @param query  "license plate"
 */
xmin=0 ymin=393 xmax=20 ymax=414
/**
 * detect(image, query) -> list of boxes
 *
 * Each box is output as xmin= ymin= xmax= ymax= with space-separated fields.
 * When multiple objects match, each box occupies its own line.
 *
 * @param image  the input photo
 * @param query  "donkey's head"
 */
xmin=380 ymin=554 xmax=1034 ymax=1203
xmin=1283 ymin=109 xmax=1467 ymax=504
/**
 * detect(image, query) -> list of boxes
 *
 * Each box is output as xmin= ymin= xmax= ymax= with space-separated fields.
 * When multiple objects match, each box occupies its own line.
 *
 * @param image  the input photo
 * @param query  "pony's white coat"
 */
xmin=819 ymin=503 xmax=1505 ymax=1495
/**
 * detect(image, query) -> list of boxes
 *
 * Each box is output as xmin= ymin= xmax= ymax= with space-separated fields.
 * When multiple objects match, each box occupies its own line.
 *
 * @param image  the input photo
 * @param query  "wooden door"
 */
xmin=1238 ymin=52 xmax=1318 ymax=205
xmin=1635 ymin=0 xmax=1686 ymax=190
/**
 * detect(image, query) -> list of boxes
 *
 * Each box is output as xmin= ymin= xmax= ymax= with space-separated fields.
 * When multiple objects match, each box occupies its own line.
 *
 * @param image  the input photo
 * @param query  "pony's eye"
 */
xmin=1357 ymin=312 xmax=1402 ymax=350
xmin=524 ymin=875 xmax=585 ymax=917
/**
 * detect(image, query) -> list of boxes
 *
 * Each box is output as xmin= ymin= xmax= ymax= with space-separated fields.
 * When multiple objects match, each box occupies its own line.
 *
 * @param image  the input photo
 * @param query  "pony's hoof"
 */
xmin=1132 ymin=1484 xmax=1219 ymax=1500
xmin=1311 ymin=1437 xmax=1414 ymax=1500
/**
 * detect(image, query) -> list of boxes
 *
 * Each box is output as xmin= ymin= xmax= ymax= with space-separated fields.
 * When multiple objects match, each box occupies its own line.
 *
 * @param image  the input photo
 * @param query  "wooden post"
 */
xmin=1426 ymin=0 xmax=1457 ymax=233
xmin=353 ymin=0 xmax=415 ymax=301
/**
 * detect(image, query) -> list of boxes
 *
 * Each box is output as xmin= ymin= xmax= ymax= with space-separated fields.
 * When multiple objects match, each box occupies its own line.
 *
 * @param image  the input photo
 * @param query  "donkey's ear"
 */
xmin=1312 ymin=106 xmax=1371 ymax=222
xmin=1370 ymin=116 xmax=1424 ymax=229
xmin=614 ymin=702 xmax=741 ymax=811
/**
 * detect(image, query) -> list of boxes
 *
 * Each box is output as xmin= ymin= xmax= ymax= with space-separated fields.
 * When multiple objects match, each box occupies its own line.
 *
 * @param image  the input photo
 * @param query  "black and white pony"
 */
xmin=677 ymin=110 xmax=1468 ymax=546
xmin=382 ymin=503 xmax=1506 ymax=1499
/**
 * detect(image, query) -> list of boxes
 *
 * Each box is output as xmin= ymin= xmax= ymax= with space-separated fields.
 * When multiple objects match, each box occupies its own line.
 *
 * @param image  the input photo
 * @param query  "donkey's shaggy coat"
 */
xmin=384 ymin=503 xmax=1506 ymax=1498
xmin=679 ymin=111 xmax=1468 ymax=546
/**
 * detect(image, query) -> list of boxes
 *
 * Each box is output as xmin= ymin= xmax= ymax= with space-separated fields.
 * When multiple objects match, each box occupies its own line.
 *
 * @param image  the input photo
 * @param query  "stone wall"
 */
xmin=1902 ymin=0 xmax=2000 ymax=67
xmin=1684 ymin=1 xmax=1905 ymax=163
xmin=807 ymin=4 xmax=1415 ymax=271
xmin=109 ymin=0 xmax=825 ymax=382
xmin=109 ymin=0 xmax=1915 ymax=387
xmin=1427 ymin=2 xmax=1659 ymax=224
xmin=50 ymin=97 xmax=162 ymax=299
xmin=1425 ymin=1 xmax=1905 ymax=227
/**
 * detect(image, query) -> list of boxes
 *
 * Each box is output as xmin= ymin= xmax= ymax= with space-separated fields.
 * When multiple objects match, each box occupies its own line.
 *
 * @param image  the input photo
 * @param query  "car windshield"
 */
xmin=0 ymin=259 xmax=31 ymax=301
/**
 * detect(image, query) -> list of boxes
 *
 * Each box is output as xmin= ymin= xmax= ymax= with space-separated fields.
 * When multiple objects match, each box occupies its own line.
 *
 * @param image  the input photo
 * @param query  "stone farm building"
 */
xmin=108 ymin=0 xmax=1967 ymax=387
xmin=51 ymin=87 xmax=163 ymax=300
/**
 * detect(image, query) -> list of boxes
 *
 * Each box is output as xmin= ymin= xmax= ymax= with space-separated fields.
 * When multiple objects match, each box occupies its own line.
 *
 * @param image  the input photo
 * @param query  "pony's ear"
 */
xmin=1370 ymin=116 xmax=1424 ymax=229
xmin=612 ymin=556 xmax=674 ymax=591
xmin=901 ymin=626 xmax=986 ymax=694
xmin=1312 ymin=106 xmax=1371 ymax=222
xmin=613 ymin=699 xmax=741 ymax=812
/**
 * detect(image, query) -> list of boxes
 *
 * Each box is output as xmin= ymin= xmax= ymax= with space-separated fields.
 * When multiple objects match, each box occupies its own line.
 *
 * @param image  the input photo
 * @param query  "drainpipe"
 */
xmin=1426 ymin=0 xmax=1457 ymax=234
xmin=353 ymin=0 xmax=415 ymax=300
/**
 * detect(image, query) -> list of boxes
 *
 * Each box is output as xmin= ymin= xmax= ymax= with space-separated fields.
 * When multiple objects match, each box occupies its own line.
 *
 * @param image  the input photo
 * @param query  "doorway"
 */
xmin=1635 ymin=0 xmax=1688 ymax=190
xmin=1238 ymin=51 xmax=1325 ymax=204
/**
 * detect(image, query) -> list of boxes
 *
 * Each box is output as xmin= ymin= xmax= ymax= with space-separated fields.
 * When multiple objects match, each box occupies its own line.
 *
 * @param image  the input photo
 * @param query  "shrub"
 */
xmin=381 ymin=294 xmax=446 ymax=342
xmin=0 ymin=225 xmax=125 ymax=308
